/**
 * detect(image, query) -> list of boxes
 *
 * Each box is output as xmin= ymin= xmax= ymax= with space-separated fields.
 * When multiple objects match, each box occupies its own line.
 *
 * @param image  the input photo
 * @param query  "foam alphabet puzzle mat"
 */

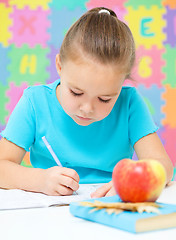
xmin=0 ymin=0 xmax=175 ymax=179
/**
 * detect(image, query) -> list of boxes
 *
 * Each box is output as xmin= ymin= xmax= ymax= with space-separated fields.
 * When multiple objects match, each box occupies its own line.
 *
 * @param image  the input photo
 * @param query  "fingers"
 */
xmin=43 ymin=166 xmax=80 ymax=196
xmin=91 ymin=181 xmax=113 ymax=198
xmin=61 ymin=167 xmax=80 ymax=183
xmin=54 ymin=185 xmax=74 ymax=196
xmin=104 ymin=186 xmax=116 ymax=197
xmin=58 ymin=174 xmax=79 ymax=192
xmin=50 ymin=186 xmax=73 ymax=196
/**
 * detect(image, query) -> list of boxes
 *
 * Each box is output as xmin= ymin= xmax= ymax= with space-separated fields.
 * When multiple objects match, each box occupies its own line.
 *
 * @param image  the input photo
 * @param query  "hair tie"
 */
xmin=98 ymin=9 xmax=110 ymax=15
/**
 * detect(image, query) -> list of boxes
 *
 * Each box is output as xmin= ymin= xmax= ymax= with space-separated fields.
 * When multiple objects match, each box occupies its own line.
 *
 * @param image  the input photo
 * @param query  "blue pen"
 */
xmin=42 ymin=136 xmax=63 ymax=167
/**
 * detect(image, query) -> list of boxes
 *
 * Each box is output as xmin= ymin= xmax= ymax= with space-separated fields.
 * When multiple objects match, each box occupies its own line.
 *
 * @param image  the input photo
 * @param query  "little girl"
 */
xmin=0 ymin=7 xmax=173 ymax=197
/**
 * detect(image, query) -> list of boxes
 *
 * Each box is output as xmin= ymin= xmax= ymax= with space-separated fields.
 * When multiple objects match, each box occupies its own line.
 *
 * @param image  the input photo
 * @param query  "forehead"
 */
xmin=62 ymin=58 xmax=125 ymax=95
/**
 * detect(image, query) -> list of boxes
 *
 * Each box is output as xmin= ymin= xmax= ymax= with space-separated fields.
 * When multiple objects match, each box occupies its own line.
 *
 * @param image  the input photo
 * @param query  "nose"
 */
xmin=79 ymin=101 xmax=94 ymax=114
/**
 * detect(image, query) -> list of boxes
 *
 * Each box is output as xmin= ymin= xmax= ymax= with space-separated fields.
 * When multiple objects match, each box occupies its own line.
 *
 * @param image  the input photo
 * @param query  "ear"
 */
xmin=55 ymin=54 xmax=62 ymax=75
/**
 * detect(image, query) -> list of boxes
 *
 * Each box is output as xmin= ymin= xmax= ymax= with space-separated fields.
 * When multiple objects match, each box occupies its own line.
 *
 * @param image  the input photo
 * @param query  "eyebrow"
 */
xmin=70 ymin=84 xmax=118 ymax=97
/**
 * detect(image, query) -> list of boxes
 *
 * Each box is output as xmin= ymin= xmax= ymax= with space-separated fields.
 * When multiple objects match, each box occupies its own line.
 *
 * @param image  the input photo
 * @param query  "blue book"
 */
xmin=70 ymin=195 xmax=176 ymax=233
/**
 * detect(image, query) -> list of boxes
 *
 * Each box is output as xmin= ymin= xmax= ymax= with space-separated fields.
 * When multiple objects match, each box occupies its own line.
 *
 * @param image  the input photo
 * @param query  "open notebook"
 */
xmin=0 ymin=184 xmax=102 ymax=210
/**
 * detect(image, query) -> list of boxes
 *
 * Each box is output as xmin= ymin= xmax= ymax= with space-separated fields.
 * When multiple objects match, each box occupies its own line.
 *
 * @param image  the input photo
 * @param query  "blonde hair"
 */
xmin=60 ymin=7 xmax=135 ymax=79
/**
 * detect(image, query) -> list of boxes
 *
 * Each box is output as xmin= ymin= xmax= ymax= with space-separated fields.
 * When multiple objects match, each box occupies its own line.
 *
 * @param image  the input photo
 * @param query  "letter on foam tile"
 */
xmin=18 ymin=16 xmax=37 ymax=35
xmin=20 ymin=55 xmax=37 ymax=74
xmin=141 ymin=18 xmax=154 ymax=37
xmin=138 ymin=56 xmax=152 ymax=78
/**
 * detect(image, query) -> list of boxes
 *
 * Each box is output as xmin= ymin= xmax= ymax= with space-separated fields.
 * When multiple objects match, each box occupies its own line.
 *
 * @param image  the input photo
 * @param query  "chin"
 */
xmin=73 ymin=118 xmax=94 ymax=126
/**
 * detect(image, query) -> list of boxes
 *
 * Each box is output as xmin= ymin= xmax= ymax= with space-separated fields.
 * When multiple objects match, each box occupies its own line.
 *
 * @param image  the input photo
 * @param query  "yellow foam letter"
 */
xmin=20 ymin=55 xmax=37 ymax=74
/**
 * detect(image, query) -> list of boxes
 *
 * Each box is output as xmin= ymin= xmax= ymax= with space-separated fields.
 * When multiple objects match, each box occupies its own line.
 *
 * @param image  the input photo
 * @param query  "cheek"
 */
xmin=97 ymin=101 xmax=116 ymax=119
xmin=61 ymin=91 xmax=78 ymax=113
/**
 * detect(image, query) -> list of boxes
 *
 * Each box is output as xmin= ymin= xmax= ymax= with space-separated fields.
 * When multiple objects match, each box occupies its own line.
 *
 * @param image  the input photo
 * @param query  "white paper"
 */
xmin=157 ymin=181 xmax=176 ymax=204
xmin=0 ymin=184 xmax=102 ymax=210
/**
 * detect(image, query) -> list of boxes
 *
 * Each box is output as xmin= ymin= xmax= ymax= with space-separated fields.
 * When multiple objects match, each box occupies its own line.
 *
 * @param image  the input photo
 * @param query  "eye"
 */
xmin=98 ymin=97 xmax=111 ymax=103
xmin=70 ymin=89 xmax=83 ymax=97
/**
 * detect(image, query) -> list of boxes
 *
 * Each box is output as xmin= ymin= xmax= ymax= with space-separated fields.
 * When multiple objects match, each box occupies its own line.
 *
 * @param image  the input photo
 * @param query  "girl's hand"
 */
xmin=91 ymin=180 xmax=116 ymax=198
xmin=40 ymin=166 xmax=80 ymax=196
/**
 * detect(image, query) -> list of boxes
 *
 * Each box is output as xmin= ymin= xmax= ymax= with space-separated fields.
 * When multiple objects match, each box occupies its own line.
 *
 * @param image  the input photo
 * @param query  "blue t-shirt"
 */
xmin=1 ymin=80 xmax=158 ymax=183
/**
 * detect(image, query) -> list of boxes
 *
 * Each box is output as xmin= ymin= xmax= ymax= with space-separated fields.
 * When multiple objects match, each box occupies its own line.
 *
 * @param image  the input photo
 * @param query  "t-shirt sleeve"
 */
xmin=128 ymin=88 xmax=159 ymax=147
xmin=0 ymin=89 xmax=36 ymax=151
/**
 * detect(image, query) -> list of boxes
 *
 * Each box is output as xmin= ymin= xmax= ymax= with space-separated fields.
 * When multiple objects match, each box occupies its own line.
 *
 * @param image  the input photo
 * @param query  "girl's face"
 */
xmin=56 ymin=54 xmax=126 ymax=126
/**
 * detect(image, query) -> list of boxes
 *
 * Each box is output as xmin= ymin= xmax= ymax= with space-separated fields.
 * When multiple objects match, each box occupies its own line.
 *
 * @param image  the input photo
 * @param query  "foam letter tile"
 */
xmin=9 ymin=6 xmax=50 ymax=48
xmin=134 ymin=45 xmax=165 ymax=88
xmin=8 ymin=44 xmax=49 ymax=86
xmin=125 ymin=6 xmax=166 ymax=49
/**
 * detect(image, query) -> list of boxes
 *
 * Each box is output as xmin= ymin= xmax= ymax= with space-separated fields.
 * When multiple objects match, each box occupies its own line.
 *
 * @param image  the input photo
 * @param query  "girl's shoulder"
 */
xmin=121 ymin=86 xmax=137 ymax=93
xmin=23 ymin=80 xmax=60 ymax=98
xmin=120 ymin=86 xmax=138 ymax=100
xmin=115 ymin=86 xmax=143 ymax=109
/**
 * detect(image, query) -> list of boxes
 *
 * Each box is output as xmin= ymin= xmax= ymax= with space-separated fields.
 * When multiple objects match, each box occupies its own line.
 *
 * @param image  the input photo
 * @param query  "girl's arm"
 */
xmin=134 ymin=132 xmax=173 ymax=185
xmin=0 ymin=138 xmax=43 ymax=192
xmin=91 ymin=132 xmax=174 ymax=198
xmin=0 ymin=138 xmax=79 ymax=195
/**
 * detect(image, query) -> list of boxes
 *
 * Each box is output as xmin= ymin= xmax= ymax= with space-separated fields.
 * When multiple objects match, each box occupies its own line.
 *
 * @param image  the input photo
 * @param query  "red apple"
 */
xmin=112 ymin=159 xmax=166 ymax=202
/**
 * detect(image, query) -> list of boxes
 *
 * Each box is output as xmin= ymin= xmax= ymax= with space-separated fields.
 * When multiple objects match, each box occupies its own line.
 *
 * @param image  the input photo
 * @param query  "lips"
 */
xmin=76 ymin=115 xmax=92 ymax=121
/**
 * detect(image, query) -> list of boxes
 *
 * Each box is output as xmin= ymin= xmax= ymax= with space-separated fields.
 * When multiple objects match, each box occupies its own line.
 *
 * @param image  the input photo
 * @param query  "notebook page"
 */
xmin=0 ymin=184 xmax=102 ymax=210
xmin=157 ymin=181 xmax=176 ymax=204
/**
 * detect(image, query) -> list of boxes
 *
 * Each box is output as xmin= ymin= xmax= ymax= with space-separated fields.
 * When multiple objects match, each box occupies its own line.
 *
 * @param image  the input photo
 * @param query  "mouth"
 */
xmin=76 ymin=115 xmax=92 ymax=121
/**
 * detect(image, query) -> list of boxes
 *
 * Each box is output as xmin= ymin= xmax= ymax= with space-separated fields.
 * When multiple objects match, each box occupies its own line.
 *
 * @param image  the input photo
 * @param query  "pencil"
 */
xmin=42 ymin=136 xmax=78 ymax=195
xmin=42 ymin=136 xmax=63 ymax=167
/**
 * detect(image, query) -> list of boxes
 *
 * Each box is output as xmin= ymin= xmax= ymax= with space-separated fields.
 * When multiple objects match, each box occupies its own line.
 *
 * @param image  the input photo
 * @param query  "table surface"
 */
xmin=0 ymin=182 xmax=176 ymax=240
